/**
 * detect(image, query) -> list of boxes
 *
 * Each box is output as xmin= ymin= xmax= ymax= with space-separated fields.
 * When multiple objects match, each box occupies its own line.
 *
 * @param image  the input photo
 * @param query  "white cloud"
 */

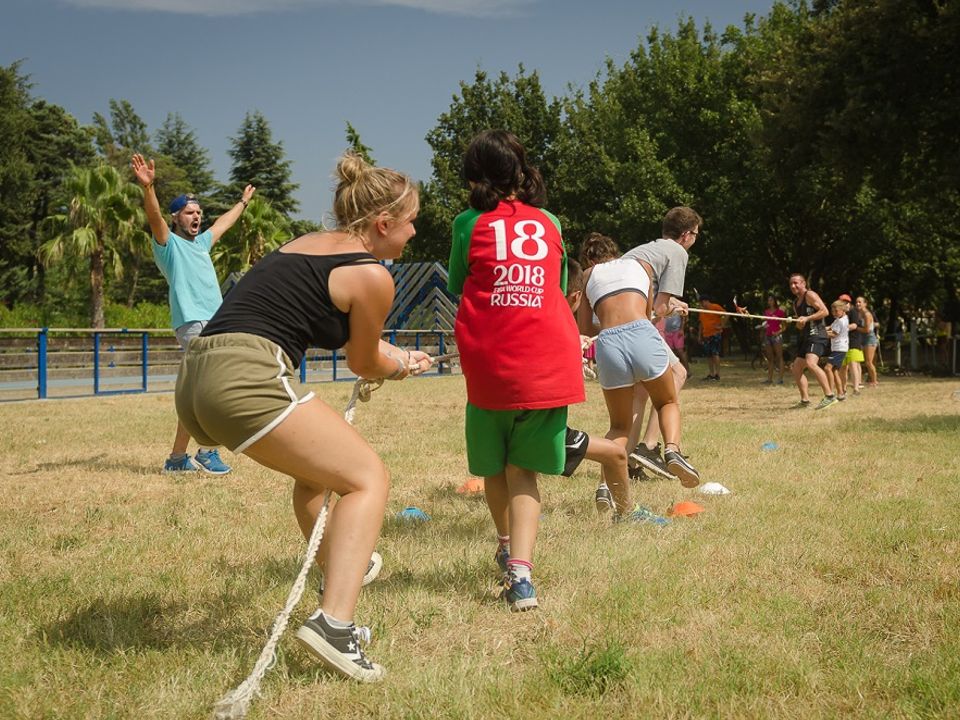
xmin=61 ymin=0 xmax=535 ymax=18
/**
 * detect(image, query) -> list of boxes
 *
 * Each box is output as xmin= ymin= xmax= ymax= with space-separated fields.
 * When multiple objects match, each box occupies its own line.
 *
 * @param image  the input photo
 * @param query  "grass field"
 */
xmin=2 ymin=360 xmax=959 ymax=719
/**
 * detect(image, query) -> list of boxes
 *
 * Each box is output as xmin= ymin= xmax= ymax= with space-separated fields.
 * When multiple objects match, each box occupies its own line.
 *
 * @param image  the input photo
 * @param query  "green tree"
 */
xmin=155 ymin=112 xmax=215 ymax=196
xmin=345 ymin=122 xmax=375 ymax=165
xmin=226 ymin=111 xmax=299 ymax=216
xmin=416 ymin=66 xmax=562 ymax=261
xmin=38 ymin=164 xmax=145 ymax=327
xmin=93 ymin=99 xmax=151 ymax=162
xmin=211 ymin=195 xmax=291 ymax=275
xmin=0 ymin=62 xmax=37 ymax=307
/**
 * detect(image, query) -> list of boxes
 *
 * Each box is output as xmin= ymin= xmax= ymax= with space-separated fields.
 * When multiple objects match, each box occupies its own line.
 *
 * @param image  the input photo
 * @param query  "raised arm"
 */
xmin=131 ymin=154 xmax=169 ymax=246
xmin=209 ymin=184 xmax=256 ymax=246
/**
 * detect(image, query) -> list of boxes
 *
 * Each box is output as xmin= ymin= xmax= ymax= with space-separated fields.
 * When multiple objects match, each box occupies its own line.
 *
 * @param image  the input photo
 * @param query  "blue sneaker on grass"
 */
xmin=501 ymin=572 xmax=538 ymax=612
xmin=163 ymin=454 xmax=199 ymax=473
xmin=614 ymin=505 xmax=671 ymax=527
xmin=195 ymin=448 xmax=231 ymax=475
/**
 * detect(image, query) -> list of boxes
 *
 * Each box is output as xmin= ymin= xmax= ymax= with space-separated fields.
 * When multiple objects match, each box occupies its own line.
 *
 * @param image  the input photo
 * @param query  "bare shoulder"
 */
xmin=329 ymin=260 xmax=393 ymax=311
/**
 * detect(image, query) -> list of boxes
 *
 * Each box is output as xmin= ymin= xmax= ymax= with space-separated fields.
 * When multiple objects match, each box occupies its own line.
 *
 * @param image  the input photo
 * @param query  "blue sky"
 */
xmin=3 ymin=0 xmax=775 ymax=222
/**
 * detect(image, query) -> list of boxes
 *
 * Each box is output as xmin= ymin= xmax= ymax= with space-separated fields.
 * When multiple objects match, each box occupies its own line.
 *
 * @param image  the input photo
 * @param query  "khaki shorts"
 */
xmin=175 ymin=333 xmax=314 ymax=453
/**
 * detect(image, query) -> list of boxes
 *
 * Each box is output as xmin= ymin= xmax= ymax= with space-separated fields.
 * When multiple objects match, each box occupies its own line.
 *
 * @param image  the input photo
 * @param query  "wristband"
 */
xmin=240 ymin=199 xmax=248 ymax=209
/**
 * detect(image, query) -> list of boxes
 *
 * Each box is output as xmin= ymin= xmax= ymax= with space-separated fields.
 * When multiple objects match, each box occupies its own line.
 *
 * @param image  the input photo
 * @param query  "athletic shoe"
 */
xmin=629 ymin=443 xmax=676 ymax=480
xmin=761 ymin=379 xmax=773 ymax=385
xmin=664 ymin=449 xmax=700 ymax=488
xmin=494 ymin=545 xmax=510 ymax=578
xmin=791 ymin=400 xmax=811 ymax=409
xmin=295 ymin=611 xmax=385 ymax=682
xmin=500 ymin=573 xmax=538 ymax=612
xmin=163 ymin=454 xmax=199 ymax=473
xmin=613 ymin=505 xmax=670 ymax=527
xmin=319 ymin=551 xmax=383 ymax=596
xmin=837 ymin=393 xmax=847 ymax=401
xmin=776 ymin=379 xmax=784 ymax=385
xmin=815 ymin=396 xmax=838 ymax=410
xmin=594 ymin=483 xmax=615 ymax=514
xmin=194 ymin=448 xmax=231 ymax=475
xmin=628 ymin=465 xmax=652 ymax=481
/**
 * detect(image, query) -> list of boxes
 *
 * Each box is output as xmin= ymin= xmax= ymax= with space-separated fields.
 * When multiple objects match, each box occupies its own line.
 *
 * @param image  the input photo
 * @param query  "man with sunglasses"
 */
xmin=131 ymin=152 xmax=256 ymax=475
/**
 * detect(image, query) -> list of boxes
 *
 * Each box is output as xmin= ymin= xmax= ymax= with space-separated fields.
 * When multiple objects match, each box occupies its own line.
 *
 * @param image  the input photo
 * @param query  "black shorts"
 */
xmin=562 ymin=427 xmax=589 ymax=477
xmin=797 ymin=337 xmax=829 ymax=358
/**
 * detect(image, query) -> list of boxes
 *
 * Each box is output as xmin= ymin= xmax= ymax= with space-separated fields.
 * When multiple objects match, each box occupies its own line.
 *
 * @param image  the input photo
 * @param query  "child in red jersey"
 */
xmin=448 ymin=129 xmax=585 ymax=612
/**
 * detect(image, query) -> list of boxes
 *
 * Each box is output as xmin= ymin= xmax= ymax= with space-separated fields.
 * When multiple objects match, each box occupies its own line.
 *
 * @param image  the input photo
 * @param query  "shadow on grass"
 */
xmin=860 ymin=414 xmax=960 ymax=434
xmin=10 ymin=457 xmax=157 ymax=475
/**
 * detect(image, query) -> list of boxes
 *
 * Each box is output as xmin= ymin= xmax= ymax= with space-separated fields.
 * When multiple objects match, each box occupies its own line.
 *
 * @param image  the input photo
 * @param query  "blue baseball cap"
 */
xmin=169 ymin=194 xmax=200 ymax=213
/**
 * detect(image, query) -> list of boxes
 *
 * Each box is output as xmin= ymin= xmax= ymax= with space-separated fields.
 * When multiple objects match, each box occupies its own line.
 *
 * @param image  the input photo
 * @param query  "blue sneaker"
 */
xmin=163 ymin=454 xmax=199 ymax=473
xmin=614 ymin=505 xmax=671 ymax=527
xmin=195 ymin=448 xmax=231 ymax=475
xmin=494 ymin=545 xmax=509 ymax=576
xmin=500 ymin=573 xmax=538 ymax=612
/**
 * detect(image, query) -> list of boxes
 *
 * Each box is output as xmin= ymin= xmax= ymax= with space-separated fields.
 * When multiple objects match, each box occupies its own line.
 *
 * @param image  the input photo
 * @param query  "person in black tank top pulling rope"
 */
xmin=172 ymin=152 xmax=430 ymax=717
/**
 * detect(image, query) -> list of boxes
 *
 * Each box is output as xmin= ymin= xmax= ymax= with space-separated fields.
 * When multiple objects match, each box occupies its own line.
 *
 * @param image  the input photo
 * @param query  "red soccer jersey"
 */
xmin=447 ymin=201 xmax=585 ymax=410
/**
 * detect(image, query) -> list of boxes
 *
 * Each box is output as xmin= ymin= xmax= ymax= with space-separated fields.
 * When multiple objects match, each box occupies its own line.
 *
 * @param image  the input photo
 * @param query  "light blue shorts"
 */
xmin=175 ymin=320 xmax=208 ymax=351
xmin=595 ymin=319 xmax=671 ymax=389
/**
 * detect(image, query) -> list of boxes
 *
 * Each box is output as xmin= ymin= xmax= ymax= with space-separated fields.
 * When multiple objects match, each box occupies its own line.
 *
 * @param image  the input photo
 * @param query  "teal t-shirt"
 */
xmin=152 ymin=229 xmax=223 ymax=329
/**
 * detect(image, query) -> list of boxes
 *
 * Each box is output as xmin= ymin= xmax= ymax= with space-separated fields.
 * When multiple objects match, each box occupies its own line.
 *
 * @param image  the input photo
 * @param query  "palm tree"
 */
xmin=211 ymin=195 xmax=291 ymax=275
xmin=39 ymin=164 xmax=145 ymax=327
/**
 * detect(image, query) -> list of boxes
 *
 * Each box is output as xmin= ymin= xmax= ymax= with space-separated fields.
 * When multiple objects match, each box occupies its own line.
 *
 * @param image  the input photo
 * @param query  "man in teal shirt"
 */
xmin=131 ymin=153 xmax=256 ymax=474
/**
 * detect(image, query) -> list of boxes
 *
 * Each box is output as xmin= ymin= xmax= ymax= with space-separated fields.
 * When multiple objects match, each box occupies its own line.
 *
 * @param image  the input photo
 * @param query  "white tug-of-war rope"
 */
xmin=212 ymin=352 xmax=456 ymax=719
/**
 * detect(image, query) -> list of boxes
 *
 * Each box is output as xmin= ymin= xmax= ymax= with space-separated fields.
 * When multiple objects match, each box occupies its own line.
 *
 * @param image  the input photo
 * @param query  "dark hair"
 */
xmin=463 ymin=129 xmax=546 ymax=212
xmin=578 ymin=232 xmax=620 ymax=269
xmin=661 ymin=206 xmax=702 ymax=239
xmin=566 ymin=258 xmax=584 ymax=294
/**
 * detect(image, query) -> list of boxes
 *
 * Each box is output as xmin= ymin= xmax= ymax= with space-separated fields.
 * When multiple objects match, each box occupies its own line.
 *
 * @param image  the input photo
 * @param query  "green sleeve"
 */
xmin=541 ymin=209 xmax=567 ymax=294
xmin=447 ymin=209 xmax=481 ymax=295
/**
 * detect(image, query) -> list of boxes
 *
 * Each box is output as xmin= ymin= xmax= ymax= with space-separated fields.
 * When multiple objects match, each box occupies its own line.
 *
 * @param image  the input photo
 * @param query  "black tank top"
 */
xmin=794 ymin=291 xmax=827 ymax=339
xmin=201 ymin=249 xmax=379 ymax=368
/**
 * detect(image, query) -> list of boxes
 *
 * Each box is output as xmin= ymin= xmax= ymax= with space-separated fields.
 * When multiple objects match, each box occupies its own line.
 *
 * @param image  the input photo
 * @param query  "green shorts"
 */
xmin=175 ymin=333 xmax=314 ymax=453
xmin=843 ymin=348 xmax=864 ymax=365
xmin=464 ymin=403 xmax=568 ymax=477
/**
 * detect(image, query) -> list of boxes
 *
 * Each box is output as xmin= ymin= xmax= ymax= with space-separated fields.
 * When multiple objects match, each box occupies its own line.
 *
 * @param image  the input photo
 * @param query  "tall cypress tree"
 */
xmin=227 ymin=111 xmax=299 ymax=216
xmin=155 ymin=112 xmax=215 ymax=196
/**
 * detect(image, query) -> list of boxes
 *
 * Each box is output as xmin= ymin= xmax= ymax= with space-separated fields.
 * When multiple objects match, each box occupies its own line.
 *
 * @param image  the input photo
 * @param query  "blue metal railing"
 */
xmin=0 ymin=327 xmax=457 ymax=402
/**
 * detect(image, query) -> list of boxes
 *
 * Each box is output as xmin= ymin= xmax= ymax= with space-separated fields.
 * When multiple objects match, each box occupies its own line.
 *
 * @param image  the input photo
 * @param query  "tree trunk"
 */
xmin=126 ymin=260 xmax=140 ymax=308
xmin=90 ymin=244 xmax=106 ymax=328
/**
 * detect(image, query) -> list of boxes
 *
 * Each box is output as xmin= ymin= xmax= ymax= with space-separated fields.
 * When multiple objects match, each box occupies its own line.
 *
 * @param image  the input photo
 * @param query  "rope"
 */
xmin=343 ymin=378 xmax=384 ymax=424
xmin=684 ymin=307 xmax=802 ymax=323
xmin=212 ymin=374 xmax=383 ymax=718
xmin=211 ymin=348 xmax=446 ymax=718
xmin=212 ymin=491 xmax=331 ymax=720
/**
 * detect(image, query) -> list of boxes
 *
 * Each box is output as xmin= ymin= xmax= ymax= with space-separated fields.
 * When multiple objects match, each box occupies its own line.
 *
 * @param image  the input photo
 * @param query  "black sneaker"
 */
xmin=295 ymin=611 xmax=385 ymax=682
xmin=628 ymin=465 xmax=652 ymax=481
xmin=664 ymin=449 xmax=700 ymax=488
xmin=594 ymin=483 xmax=615 ymax=514
xmin=629 ymin=443 xmax=676 ymax=480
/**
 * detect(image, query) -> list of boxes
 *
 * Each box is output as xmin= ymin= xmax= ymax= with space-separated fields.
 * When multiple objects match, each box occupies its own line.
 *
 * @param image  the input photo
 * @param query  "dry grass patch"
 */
xmin=1 ymin=362 xmax=959 ymax=719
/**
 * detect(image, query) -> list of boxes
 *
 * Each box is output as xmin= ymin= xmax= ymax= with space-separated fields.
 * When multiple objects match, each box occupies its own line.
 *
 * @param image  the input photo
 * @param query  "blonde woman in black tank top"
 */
xmin=175 ymin=152 xmax=429 ymax=681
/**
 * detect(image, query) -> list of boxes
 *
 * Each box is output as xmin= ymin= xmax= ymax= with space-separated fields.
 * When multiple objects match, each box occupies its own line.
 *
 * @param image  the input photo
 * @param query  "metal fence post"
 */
xmin=37 ymin=328 xmax=48 ymax=399
xmin=93 ymin=332 xmax=101 ymax=394
xmin=141 ymin=332 xmax=149 ymax=391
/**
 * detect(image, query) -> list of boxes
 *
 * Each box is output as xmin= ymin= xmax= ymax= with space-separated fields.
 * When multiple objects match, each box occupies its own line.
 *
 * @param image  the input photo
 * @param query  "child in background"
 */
xmin=447 ymin=129 xmax=585 ymax=612
xmin=826 ymin=300 xmax=850 ymax=400
xmin=698 ymin=296 xmax=725 ymax=381
xmin=762 ymin=295 xmax=787 ymax=384
xmin=564 ymin=258 xmax=631 ymax=514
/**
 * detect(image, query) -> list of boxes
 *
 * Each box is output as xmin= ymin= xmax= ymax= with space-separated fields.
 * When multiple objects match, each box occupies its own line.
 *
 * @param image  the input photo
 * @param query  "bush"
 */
xmin=0 ymin=302 xmax=170 ymax=329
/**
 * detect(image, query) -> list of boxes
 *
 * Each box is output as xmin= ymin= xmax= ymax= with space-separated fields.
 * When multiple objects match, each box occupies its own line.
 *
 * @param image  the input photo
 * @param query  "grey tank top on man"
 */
xmin=621 ymin=238 xmax=689 ymax=298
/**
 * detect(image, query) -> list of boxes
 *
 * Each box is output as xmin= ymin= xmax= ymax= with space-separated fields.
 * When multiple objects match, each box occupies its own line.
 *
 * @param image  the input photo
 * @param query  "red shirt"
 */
xmin=448 ymin=201 xmax=585 ymax=410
